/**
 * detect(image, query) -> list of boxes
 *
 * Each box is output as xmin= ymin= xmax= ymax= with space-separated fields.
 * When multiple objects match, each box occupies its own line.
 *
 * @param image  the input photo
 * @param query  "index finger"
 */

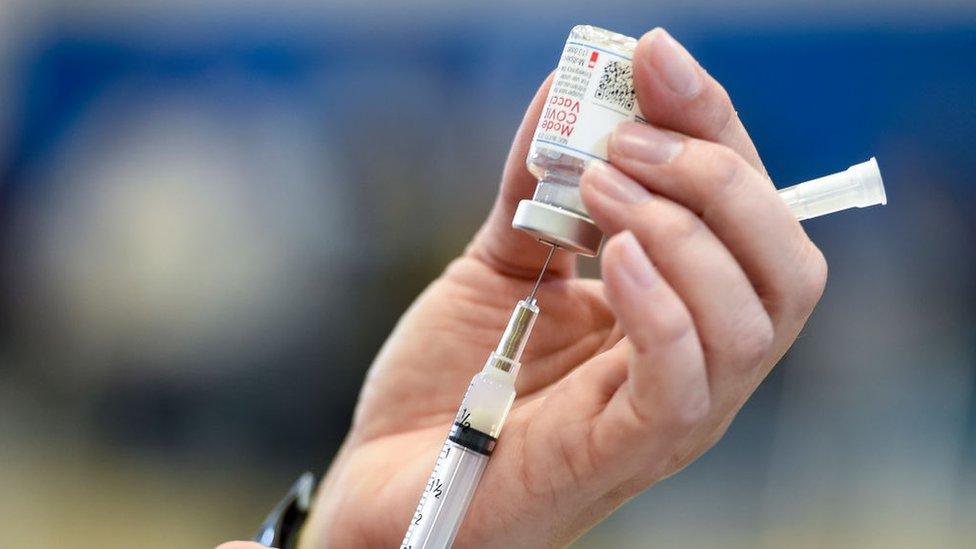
xmin=631 ymin=28 xmax=768 ymax=178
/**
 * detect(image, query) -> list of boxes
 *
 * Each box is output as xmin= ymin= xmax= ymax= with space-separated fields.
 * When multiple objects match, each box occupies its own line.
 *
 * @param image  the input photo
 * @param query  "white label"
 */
xmin=532 ymin=38 xmax=644 ymax=162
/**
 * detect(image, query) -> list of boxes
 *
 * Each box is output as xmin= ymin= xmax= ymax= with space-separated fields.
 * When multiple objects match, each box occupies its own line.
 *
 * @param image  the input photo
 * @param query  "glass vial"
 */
xmin=513 ymin=25 xmax=640 ymax=256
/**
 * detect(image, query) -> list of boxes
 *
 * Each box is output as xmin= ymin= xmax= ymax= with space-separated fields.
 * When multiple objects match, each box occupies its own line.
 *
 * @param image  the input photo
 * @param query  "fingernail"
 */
xmin=611 ymin=122 xmax=683 ymax=165
xmin=647 ymin=28 xmax=702 ymax=97
xmin=614 ymin=231 xmax=658 ymax=288
xmin=584 ymin=160 xmax=652 ymax=204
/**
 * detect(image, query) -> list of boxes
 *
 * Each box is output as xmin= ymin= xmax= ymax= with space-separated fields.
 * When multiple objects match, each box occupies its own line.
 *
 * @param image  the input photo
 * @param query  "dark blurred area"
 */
xmin=0 ymin=2 xmax=974 ymax=547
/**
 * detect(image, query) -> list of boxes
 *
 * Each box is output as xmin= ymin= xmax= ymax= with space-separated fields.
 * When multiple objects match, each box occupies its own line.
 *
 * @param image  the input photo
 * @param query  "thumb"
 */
xmin=465 ymin=73 xmax=576 ymax=279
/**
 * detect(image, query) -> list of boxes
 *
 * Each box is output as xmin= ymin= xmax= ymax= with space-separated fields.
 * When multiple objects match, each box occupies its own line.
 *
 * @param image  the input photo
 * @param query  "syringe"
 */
xmin=400 ymin=158 xmax=886 ymax=548
xmin=400 ymin=246 xmax=553 ymax=549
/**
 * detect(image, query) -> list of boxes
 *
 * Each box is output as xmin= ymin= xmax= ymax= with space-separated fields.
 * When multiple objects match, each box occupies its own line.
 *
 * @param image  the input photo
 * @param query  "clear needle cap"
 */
xmin=779 ymin=157 xmax=887 ymax=221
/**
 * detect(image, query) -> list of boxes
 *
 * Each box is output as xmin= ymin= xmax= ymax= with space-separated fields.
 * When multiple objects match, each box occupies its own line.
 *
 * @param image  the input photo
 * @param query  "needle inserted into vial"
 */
xmin=527 ymin=244 xmax=556 ymax=304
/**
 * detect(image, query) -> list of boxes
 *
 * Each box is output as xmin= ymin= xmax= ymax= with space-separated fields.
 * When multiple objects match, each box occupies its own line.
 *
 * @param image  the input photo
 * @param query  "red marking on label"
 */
xmin=588 ymin=51 xmax=599 ymax=68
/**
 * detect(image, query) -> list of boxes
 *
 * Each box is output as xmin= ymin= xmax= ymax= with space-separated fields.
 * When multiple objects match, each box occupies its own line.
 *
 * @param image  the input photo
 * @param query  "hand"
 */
xmin=289 ymin=28 xmax=827 ymax=548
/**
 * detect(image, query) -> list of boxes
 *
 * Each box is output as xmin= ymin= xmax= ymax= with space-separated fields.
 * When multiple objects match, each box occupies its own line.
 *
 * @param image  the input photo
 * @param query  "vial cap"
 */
xmin=512 ymin=200 xmax=604 ymax=256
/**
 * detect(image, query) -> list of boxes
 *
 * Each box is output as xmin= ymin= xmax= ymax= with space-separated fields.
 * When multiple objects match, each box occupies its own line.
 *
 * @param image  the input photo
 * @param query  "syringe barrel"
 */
xmin=402 ymin=299 xmax=539 ymax=548
xmin=401 ymin=439 xmax=489 ymax=549
xmin=779 ymin=157 xmax=886 ymax=221
xmin=401 ymin=369 xmax=515 ymax=549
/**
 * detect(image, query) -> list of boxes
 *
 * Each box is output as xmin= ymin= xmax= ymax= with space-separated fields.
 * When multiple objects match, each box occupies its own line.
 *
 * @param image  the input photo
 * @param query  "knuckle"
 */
xmin=748 ymin=315 xmax=776 ymax=363
xmin=647 ymin=302 xmax=694 ymax=347
xmin=653 ymin=206 xmax=703 ymax=245
xmin=666 ymin=389 xmax=711 ymax=432
xmin=795 ymin=244 xmax=829 ymax=311
xmin=706 ymin=144 xmax=746 ymax=194
xmin=702 ymin=88 xmax=737 ymax=141
xmin=681 ymin=142 xmax=747 ymax=210
xmin=730 ymin=312 xmax=775 ymax=369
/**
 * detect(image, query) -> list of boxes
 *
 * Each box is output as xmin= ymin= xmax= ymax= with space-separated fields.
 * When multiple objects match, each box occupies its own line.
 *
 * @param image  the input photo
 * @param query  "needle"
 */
xmin=526 ymin=244 xmax=556 ymax=303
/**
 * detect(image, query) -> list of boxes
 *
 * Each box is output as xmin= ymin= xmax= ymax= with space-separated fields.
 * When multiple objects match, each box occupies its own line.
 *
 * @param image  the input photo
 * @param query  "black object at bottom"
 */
xmin=254 ymin=472 xmax=316 ymax=548
xmin=448 ymin=423 xmax=497 ymax=456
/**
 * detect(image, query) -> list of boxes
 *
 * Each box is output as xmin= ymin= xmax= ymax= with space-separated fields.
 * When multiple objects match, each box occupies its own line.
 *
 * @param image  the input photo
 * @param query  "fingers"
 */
xmin=214 ymin=543 xmax=266 ymax=549
xmin=465 ymin=73 xmax=577 ymax=279
xmin=580 ymin=161 xmax=774 ymax=382
xmin=631 ymin=28 xmax=766 ymax=177
xmin=598 ymin=232 xmax=709 ymax=433
xmin=530 ymin=232 xmax=709 ymax=487
xmin=605 ymin=122 xmax=827 ymax=330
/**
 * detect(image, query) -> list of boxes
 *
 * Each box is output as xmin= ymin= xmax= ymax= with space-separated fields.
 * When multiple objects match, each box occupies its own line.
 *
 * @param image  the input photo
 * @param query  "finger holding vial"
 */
xmin=630 ymin=28 xmax=767 ymax=177
xmin=603 ymin=123 xmax=828 ymax=351
xmin=579 ymin=160 xmax=776 ymax=421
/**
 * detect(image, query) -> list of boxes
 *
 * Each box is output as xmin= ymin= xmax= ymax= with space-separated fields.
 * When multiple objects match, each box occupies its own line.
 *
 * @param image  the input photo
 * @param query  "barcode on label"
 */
xmin=593 ymin=60 xmax=636 ymax=112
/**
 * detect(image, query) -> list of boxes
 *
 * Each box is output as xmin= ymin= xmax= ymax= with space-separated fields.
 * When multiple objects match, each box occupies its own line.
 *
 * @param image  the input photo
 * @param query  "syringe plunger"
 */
xmin=779 ymin=157 xmax=886 ymax=221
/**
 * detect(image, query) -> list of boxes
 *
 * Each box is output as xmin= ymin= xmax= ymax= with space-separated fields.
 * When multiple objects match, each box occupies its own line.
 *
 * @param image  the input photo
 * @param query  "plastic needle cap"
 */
xmin=778 ymin=157 xmax=886 ymax=221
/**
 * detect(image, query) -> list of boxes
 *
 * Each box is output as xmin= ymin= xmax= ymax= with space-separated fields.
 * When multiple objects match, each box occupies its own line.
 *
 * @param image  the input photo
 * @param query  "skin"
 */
xmin=219 ymin=27 xmax=827 ymax=549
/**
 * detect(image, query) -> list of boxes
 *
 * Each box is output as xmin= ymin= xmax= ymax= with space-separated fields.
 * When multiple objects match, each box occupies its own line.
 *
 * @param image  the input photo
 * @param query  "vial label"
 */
xmin=532 ymin=37 xmax=644 ymax=162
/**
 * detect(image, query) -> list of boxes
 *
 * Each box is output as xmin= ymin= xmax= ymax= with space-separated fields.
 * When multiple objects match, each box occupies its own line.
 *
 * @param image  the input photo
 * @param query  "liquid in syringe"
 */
xmin=400 ymin=246 xmax=553 ymax=549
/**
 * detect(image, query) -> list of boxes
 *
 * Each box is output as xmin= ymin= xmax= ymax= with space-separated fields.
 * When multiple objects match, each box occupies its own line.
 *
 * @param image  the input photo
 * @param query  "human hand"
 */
xmin=294 ymin=27 xmax=827 ymax=548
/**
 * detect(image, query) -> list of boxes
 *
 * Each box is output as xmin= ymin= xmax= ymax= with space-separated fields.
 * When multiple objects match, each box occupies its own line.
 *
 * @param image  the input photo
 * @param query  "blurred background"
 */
xmin=0 ymin=1 xmax=973 ymax=547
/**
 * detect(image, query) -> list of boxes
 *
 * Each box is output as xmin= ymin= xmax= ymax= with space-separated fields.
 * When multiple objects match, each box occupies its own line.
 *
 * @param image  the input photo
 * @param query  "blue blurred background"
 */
xmin=0 ymin=2 xmax=974 ymax=547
